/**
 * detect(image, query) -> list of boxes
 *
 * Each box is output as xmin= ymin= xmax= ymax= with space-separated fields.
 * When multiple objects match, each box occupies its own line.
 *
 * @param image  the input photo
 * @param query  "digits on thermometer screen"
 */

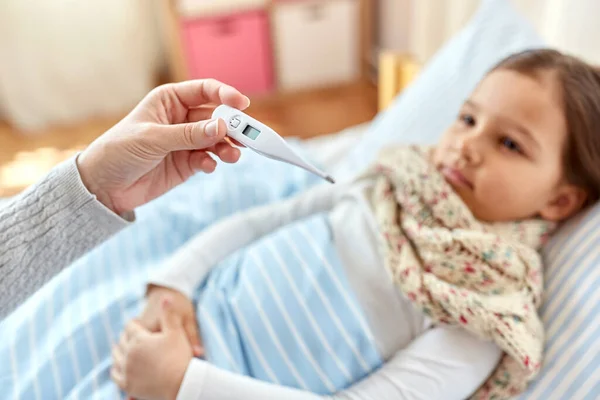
xmin=242 ymin=124 xmax=261 ymax=140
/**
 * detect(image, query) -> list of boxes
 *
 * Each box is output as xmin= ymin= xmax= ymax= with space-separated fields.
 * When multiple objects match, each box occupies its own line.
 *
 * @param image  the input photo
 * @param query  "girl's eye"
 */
xmin=460 ymin=114 xmax=476 ymax=127
xmin=501 ymin=136 xmax=522 ymax=153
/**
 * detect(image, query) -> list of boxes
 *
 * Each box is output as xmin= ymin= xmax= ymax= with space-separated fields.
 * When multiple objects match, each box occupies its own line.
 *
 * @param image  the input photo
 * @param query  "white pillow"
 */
xmin=335 ymin=0 xmax=600 ymax=398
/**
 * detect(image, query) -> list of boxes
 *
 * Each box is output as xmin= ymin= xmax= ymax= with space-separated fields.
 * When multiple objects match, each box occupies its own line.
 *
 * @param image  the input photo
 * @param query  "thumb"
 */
xmin=159 ymin=296 xmax=183 ymax=332
xmin=158 ymin=118 xmax=227 ymax=152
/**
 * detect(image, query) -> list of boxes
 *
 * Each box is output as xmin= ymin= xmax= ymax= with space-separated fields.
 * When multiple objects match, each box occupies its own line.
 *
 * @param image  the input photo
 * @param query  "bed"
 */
xmin=1 ymin=0 xmax=599 ymax=399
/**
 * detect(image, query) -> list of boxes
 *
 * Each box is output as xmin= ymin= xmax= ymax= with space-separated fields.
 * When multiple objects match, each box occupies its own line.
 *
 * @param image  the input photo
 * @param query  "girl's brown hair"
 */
xmin=491 ymin=49 xmax=600 ymax=205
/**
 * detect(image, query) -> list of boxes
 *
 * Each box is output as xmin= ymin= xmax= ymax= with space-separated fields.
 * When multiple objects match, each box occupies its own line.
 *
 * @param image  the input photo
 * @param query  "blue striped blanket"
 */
xmin=0 ymin=149 xmax=327 ymax=400
xmin=196 ymin=213 xmax=381 ymax=394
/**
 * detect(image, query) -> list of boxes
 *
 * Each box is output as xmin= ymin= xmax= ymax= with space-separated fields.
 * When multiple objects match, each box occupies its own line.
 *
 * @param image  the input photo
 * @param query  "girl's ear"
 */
xmin=539 ymin=184 xmax=587 ymax=221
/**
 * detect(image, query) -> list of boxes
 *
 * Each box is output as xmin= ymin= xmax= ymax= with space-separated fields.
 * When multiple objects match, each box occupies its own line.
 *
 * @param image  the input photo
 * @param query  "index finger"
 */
xmin=168 ymin=79 xmax=250 ymax=110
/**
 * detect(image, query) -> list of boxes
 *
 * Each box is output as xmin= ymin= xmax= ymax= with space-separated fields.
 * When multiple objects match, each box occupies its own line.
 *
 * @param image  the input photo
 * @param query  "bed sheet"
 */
xmin=0 ymin=125 xmax=367 ymax=400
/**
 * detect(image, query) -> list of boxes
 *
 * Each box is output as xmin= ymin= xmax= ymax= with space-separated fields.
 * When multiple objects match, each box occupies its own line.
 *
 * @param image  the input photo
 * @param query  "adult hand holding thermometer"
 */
xmin=212 ymin=104 xmax=335 ymax=183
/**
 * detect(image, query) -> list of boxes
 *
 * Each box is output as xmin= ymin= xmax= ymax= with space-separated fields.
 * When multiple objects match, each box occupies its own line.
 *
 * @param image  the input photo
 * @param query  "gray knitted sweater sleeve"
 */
xmin=0 ymin=156 xmax=132 ymax=318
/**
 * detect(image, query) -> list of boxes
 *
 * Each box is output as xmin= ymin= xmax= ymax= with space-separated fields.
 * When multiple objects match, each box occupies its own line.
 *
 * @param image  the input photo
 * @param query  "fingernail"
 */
xmin=243 ymin=96 xmax=251 ymax=108
xmin=206 ymin=119 xmax=219 ymax=137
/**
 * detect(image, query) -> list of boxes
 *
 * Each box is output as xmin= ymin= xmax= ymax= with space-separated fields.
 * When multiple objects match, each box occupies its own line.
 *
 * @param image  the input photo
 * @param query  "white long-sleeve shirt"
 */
xmin=149 ymin=180 xmax=502 ymax=400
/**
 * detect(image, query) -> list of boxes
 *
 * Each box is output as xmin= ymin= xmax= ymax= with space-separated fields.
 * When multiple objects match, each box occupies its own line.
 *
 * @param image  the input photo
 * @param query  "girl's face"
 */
xmin=433 ymin=69 xmax=586 ymax=223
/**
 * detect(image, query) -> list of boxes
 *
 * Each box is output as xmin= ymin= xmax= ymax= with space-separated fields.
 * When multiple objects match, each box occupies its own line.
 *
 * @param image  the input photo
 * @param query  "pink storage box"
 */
xmin=180 ymin=10 xmax=274 ymax=95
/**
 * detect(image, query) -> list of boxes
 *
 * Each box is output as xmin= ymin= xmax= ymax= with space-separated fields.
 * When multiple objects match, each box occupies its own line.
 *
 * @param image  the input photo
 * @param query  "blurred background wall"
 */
xmin=1 ymin=0 xmax=600 ymax=133
xmin=407 ymin=0 xmax=600 ymax=66
xmin=0 ymin=0 xmax=163 ymax=131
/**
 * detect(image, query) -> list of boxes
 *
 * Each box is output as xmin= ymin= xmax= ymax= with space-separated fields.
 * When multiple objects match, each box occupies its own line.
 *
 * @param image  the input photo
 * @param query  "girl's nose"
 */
xmin=457 ymin=132 xmax=483 ymax=166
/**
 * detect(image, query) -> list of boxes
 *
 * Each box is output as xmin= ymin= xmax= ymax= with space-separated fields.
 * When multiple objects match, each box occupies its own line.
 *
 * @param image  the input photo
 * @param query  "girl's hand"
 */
xmin=111 ymin=297 xmax=193 ymax=400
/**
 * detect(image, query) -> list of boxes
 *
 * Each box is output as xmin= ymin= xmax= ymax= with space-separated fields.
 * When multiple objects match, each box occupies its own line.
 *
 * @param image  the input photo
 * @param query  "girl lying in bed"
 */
xmin=111 ymin=49 xmax=600 ymax=400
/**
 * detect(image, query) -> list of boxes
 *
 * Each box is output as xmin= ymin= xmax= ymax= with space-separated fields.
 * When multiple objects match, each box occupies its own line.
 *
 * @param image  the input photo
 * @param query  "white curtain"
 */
xmin=0 ymin=0 xmax=163 ymax=132
xmin=408 ymin=0 xmax=600 ymax=66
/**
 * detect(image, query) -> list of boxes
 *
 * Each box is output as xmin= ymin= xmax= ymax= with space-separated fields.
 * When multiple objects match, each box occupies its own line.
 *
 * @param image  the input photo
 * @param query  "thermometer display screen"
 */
xmin=242 ymin=124 xmax=261 ymax=140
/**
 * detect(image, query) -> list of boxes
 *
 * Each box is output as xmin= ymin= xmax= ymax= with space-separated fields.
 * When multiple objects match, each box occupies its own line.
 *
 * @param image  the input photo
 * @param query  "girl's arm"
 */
xmin=177 ymin=325 xmax=502 ymax=400
xmin=147 ymin=182 xmax=348 ymax=299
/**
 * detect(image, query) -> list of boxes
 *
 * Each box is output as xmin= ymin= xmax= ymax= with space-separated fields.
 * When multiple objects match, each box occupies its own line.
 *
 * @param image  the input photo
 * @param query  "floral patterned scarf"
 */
xmin=364 ymin=145 xmax=554 ymax=399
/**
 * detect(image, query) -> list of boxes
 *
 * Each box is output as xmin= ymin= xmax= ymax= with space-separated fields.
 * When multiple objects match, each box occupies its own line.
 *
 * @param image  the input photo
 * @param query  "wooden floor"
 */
xmin=0 ymin=80 xmax=377 ymax=197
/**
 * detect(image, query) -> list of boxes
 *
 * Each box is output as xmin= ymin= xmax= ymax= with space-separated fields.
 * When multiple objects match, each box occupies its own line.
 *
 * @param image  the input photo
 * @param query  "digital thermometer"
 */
xmin=212 ymin=104 xmax=335 ymax=183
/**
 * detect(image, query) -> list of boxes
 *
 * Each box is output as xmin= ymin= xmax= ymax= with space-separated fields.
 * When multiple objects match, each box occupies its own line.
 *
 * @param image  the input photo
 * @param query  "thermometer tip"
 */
xmin=325 ymin=175 xmax=336 ymax=184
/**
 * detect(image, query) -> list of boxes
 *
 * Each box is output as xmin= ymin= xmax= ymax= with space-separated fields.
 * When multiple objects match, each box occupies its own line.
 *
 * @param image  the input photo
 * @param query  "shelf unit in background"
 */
xmin=157 ymin=0 xmax=375 ymax=97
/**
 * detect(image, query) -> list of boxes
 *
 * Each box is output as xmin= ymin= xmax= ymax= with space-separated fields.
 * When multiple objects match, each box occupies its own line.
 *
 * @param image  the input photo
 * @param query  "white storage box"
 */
xmin=272 ymin=0 xmax=361 ymax=90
